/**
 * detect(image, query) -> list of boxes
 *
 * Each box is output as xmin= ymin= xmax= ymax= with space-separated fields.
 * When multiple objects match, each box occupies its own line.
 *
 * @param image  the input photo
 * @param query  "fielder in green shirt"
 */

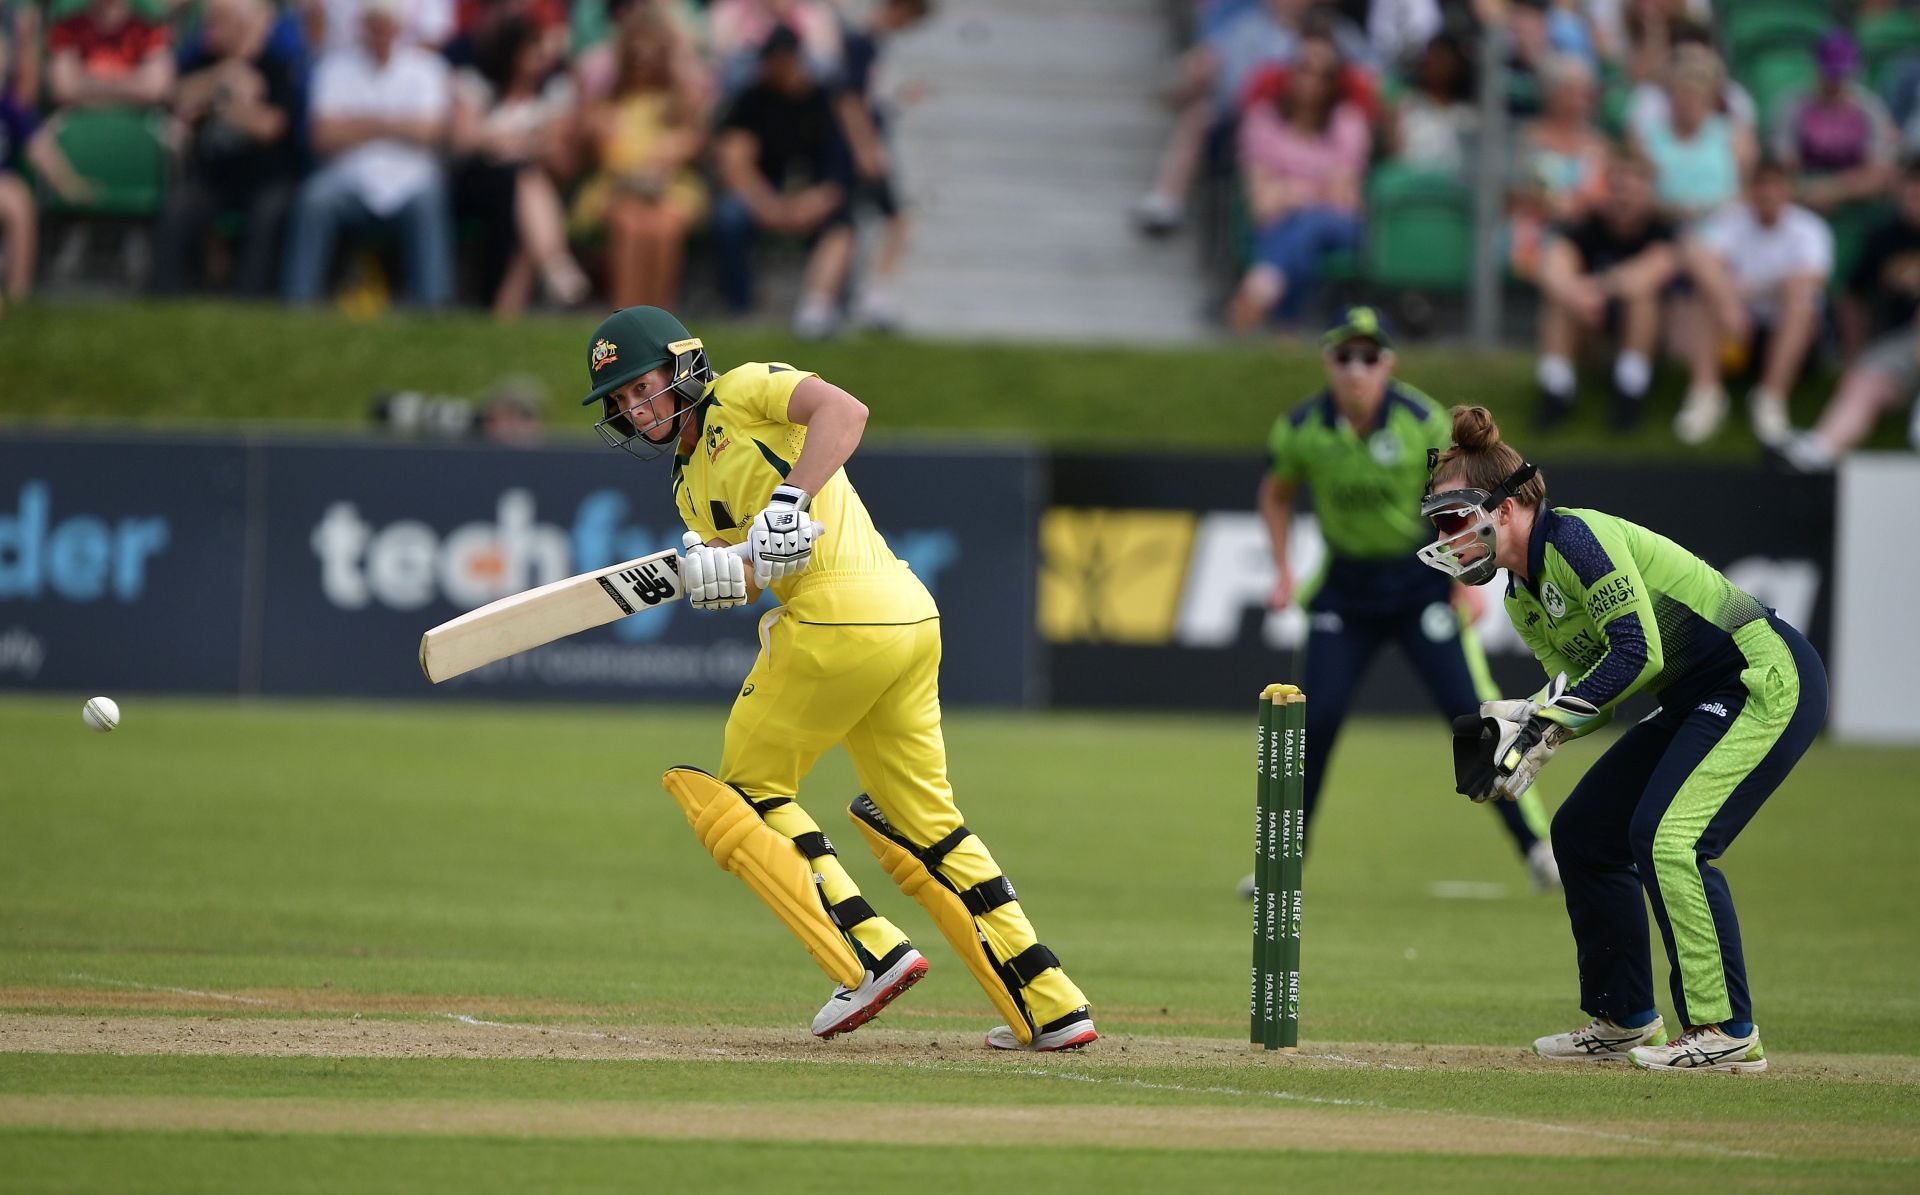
xmin=1421 ymin=405 xmax=1827 ymax=1074
xmin=1255 ymin=308 xmax=1556 ymax=893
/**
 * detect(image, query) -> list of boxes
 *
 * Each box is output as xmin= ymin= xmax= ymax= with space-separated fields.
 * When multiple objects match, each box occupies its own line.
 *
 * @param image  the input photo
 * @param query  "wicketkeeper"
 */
xmin=581 ymin=306 xmax=1095 ymax=1051
xmin=1423 ymin=405 xmax=1826 ymax=1073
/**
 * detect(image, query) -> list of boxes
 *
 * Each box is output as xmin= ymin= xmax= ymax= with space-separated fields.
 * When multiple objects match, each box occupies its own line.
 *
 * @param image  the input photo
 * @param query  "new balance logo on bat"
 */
xmin=598 ymin=559 xmax=680 ymax=614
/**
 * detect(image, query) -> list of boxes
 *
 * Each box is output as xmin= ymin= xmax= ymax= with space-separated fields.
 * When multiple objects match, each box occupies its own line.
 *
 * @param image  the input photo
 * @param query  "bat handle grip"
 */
xmin=722 ymin=522 xmax=825 ymax=560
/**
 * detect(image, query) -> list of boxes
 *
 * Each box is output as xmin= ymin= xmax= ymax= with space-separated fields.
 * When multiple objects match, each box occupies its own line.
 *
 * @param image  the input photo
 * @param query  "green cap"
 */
xmin=1319 ymin=305 xmax=1393 ymax=350
xmin=582 ymin=306 xmax=699 ymax=405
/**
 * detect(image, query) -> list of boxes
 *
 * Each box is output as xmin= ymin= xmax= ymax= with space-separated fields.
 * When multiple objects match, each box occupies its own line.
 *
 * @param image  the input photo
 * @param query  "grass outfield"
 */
xmin=0 ymin=300 xmax=1882 ymax=458
xmin=1 ymin=696 xmax=1916 ymax=1190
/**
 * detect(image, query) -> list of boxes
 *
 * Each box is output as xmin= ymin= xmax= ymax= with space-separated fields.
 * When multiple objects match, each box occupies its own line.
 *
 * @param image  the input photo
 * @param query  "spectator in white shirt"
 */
xmin=283 ymin=0 xmax=454 ymax=308
xmin=1673 ymin=158 xmax=1833 ymax=447
xmin=310 ymin=0 xmax=453 ymax=55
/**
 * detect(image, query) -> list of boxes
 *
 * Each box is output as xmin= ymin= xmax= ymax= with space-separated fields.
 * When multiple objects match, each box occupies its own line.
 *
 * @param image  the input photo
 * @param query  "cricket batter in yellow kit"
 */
xmin=583 ymin=306 xmax=1095 ymax=1050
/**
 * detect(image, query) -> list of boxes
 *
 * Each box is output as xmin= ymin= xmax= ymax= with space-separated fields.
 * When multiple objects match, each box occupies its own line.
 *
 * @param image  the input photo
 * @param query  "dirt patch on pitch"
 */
xmin=6 ymin=1012 xmax=1920 ymax=1085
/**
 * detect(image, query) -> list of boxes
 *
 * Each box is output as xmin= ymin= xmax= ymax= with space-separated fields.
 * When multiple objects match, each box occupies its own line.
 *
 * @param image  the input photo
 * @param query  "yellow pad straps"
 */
xmin=662 ymin=767 xmax=864 ymax=989
xmin=848 ymin=796 xmax=1036 ymax=1046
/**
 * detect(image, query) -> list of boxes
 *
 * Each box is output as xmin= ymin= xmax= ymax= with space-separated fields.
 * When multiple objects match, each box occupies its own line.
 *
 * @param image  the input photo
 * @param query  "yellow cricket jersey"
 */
xmin=672 ymin=362 xmax=938 ymax=625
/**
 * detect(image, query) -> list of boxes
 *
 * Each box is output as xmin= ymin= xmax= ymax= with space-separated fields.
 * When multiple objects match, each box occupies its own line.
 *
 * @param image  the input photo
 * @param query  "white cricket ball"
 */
xmin=82 ymin=696 xmax=121 ymax=733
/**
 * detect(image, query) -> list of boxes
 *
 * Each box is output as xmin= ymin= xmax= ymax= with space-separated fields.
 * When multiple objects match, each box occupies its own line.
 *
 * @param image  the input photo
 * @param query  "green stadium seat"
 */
xmin=1859 ymin=9 xmax=1920 ymax=97
xmin=1362 ymin=164 xmax=1473 ymax=293
xmin=1823 ymin=199 xmax=1894 ymax=299
xmin=1722 ymin=3 xmax=1832 ymax=59
xmin=1740 ymin=49 xmax=1820 ymax=131
xmin=35 ymin=108 xmax=170 ymax=219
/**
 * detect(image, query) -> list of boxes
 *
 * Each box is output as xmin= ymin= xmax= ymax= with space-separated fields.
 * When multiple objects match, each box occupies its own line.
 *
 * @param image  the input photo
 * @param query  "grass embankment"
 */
xmin=0 ymin=301 xmax=1872 ymax=457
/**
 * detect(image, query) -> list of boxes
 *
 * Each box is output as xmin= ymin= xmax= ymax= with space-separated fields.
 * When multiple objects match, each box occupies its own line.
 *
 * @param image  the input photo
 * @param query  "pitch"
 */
xmin=1 ymin=697 xmax=1914 ymax=1191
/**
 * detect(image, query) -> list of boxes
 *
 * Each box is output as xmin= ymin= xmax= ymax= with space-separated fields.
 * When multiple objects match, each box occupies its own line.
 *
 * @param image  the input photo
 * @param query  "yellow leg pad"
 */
xmin=759 ymin=802 xmax=911 ymax=963
xmin=849 ymin=799 xmax=1050 ymax=1046
xmin=662 ymin=767 xmax=864 ymax=989
xmin=940 ymin=835 xmax=1089 ymax=1029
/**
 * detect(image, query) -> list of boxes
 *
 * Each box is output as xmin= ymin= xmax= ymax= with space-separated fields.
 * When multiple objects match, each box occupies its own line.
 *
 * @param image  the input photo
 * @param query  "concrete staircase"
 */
xmin=880 ymin=0 xmax=1210 ymax=342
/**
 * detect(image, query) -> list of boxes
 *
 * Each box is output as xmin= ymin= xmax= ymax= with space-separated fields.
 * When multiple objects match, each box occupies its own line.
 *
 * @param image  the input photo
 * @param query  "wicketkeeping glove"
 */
xmin=748 ymin=484 xmax=822 ymax=588
xmin=681 ymin=532 xmax=749 ymax=611
xmin=1453 ymin=674 xmax=1601 ymax=803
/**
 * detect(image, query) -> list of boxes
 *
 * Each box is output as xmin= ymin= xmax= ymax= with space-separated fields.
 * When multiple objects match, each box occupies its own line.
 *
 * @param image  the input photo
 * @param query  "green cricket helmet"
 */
xmin=581 ymin=306 xmax=716 ymax=461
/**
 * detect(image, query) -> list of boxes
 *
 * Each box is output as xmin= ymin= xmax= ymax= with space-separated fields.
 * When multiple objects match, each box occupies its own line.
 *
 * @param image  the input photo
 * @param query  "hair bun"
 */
xmin=1450 ymin=405 xmax=1501 ymax=451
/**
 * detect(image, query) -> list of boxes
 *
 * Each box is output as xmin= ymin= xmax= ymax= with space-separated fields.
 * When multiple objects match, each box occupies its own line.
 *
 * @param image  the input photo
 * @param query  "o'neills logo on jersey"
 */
xmin=591 ymin=339 xmax=619 ymax=372
xmin=1541 ymin=580 xmax=1568 ymax=620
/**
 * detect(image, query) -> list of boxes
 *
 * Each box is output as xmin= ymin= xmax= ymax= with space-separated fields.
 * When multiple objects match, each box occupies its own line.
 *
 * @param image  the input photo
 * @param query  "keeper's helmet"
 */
xmin=1417 ymin=449 xmax=1539 ymax=587
xmin=581 ymin=306 xmax=716 ymax=461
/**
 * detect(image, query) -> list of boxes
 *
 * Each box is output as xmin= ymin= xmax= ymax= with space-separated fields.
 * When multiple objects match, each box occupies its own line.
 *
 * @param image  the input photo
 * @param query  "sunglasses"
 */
xmin=1430 ymin=508 xmax=1478 ymax=537
xmin=1331 ymin=346 xmax=1382 ymax=367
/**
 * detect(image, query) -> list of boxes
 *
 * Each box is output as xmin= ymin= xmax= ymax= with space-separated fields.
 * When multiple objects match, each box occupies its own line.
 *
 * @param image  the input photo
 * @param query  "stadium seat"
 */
xmin=1722 ymin=3 xmax=1832 ymax=59
xmin=1824 ymin=199 xmax=1894 ymax=299
xmin=1362 ymin=165 xmax=1473 ymax=293
xmin=1858 ymin=9 xmax=1920 ymax=97
xmin=34 ymin=108 xmax=170 ymax=219
xmin=1739 ymin=49 xmax=1820 ymax=131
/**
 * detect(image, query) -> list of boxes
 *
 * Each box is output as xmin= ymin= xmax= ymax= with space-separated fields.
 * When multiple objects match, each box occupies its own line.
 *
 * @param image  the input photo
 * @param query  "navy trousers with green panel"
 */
xmin=1549 ymin=613 xmax=1826 ymax=1029
xmin=1301 ymin=555 xmax=1544 ymax=854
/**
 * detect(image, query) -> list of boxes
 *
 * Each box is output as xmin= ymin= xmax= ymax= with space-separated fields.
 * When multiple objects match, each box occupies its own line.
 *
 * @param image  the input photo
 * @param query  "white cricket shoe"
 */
xmin=1533 ymin=1015 xmax=1665 ymax=1062
xmin=1629 ymin=1024 xmax=1767 ymax=1074
xmin=985 ymin=1007 xmax=1098 ymax=1052
xmin=811 ymin=944 xmax=928 ymax=1039
xmin=1673 ymin=385 xmax=1728 ymax=445
xmin=1526 ymin=840 xmax=1562 ymax=893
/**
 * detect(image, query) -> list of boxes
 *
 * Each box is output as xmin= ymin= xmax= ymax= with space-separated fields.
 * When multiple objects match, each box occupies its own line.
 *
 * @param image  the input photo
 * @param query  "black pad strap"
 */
xmin=920 ymin=825 xmax=971 ymax=869
xmin=1006 ymin=943 xmax=1060 ymax=986
xmin=829 ymin=896 xmax=876 ymax=930
xmin=961 ymin=876 xmax=1019 ymax=916
xmin=750 ymin=796 xmax=793 ymax=814
xmin=791 ymin=831 xmax=835 ymax=860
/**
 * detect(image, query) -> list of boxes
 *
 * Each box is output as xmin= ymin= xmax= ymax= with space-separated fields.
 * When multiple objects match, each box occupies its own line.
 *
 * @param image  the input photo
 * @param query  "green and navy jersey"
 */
xmin=1506 ymin=507 xmax=1769 ymax=715
xmin=1268 ymin=382 xmax=1452 ymax=560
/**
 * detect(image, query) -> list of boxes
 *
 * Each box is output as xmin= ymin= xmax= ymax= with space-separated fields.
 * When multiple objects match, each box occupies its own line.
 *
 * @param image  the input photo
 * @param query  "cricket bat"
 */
xmin=418 ymin=543 xmax=748 ymax=683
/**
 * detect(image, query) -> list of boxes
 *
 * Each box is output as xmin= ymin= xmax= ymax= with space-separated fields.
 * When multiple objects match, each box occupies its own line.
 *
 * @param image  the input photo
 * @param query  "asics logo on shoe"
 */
xmin=1579 ymin=1031 xmax=1645 ymax=1052
xmin=1674 ymin=1041 xmax=1749 ymax=1066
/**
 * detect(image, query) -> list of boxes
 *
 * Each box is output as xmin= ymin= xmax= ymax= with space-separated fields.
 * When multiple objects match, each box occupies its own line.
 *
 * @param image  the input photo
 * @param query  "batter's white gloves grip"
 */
xmin=681 ymin=532 xmax=749 ymax=611
xmin=1453 ymin=673 xmax=1600 ymax=802
xmin=748 ymin=484 xmax=822 ymax=587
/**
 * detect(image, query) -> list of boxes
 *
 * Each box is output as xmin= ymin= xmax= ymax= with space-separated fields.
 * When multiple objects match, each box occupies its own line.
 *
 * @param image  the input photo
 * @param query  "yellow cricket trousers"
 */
xmin=719 ymin=608 xmax=1087 ymax=1026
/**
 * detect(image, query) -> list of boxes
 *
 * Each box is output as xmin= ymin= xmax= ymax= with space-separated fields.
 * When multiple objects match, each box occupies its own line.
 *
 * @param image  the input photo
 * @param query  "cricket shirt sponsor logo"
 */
xmin=1540 ymin=580 xmax=1568 ymax=620
xmin=740 ymin=682 xmax=754 ymax=697
xmin=1585 ymin=574 xmax=1636 ymax=621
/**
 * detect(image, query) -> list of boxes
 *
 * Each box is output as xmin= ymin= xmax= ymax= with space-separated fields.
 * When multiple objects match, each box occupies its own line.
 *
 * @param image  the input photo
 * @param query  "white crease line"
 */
xmin=441 ymin=1012 xmax=662 ymax=1048
xmin=62 ymin=973 xmax=274 ymax=1006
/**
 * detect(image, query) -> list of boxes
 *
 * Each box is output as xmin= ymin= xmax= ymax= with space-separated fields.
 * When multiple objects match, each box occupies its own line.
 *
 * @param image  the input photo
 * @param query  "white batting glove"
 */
xmin=681 ymin=532 xmax=748 ymax=611
xmin=748 ymin=484 xmax=820 ymax=587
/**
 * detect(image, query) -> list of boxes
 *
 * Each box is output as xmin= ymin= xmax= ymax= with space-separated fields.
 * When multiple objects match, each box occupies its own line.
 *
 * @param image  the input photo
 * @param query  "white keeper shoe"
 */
xmin=1629 ymin=1024 xmax=1767 ymax=1074
xmin=985 ymin=1006 xmax=1098 ymax=1052
xmin=1526 ymin=840 xmax=1562 ymax=893
xmin=1533 ymin=1015 xmax=1665 ymax=1062
xmin=811 ymin=944 xmax=928 ymax=1039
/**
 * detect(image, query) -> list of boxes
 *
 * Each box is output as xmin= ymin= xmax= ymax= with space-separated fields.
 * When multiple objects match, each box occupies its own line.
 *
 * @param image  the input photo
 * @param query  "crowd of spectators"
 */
xmin=1142 ymin=0 xmax=1920 ymax=461
xmin=0 ymin=0 xmax=928 ymax=334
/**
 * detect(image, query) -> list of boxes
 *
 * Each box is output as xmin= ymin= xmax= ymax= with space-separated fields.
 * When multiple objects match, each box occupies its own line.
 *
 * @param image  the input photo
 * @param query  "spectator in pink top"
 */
xmin=1227 ymin=32 xmax=1369 ymax=333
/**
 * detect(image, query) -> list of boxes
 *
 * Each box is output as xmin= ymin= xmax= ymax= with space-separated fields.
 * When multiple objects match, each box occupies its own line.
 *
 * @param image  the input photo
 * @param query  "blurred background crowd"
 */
xmin=1 ymin=0 xmax=1918 ymax=466
xmin=0 ymin=0 xmax=927 ymax=336
xmin=1145 ymin=0 xmax=1920 ymax=465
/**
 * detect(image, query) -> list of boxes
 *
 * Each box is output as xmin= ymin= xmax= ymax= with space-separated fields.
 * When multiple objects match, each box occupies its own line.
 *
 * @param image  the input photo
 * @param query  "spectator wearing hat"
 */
xmin=711 ymin=25 xmax=854 ymax=338
xmin=283 ymin=0 xmax=455 ymax=308
xmin=151 ymin=0 xmax=304 ymax=298
xmin=1673 ymin=157 xmax=1832 ymax=447
xmin=1772 ymin=30 xmax=1899 ymax=216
